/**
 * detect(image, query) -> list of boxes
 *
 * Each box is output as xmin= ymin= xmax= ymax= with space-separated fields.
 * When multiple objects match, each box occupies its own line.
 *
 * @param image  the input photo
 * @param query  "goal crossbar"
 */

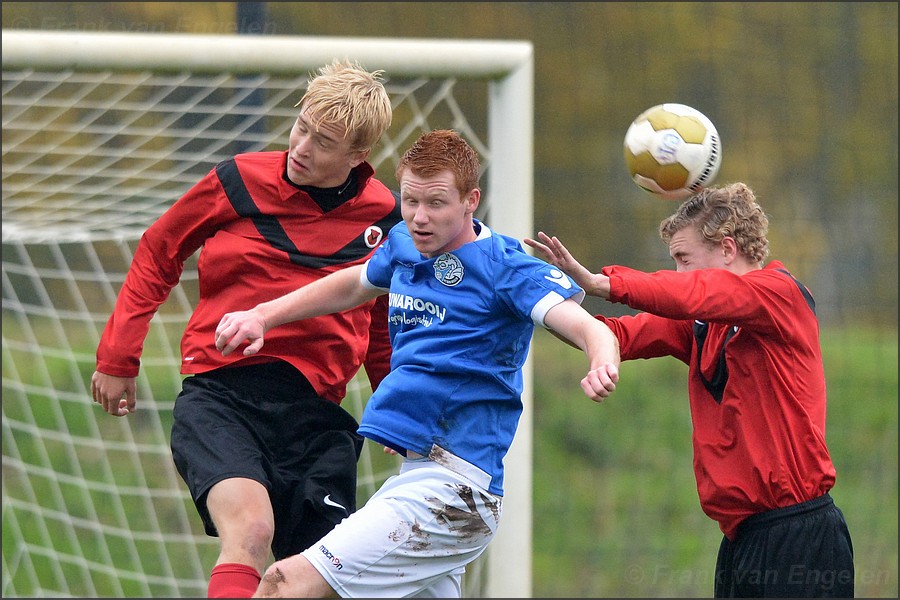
xmin=2 ymin=29 xmax=531 ymax=77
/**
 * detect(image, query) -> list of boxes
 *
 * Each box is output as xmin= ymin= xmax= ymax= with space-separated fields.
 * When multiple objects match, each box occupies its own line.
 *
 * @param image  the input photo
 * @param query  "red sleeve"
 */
xmin=362 ymin=294 xmax=392 ymax=391
xmin=602 ymin=262 xmax=798 ymax=335
xmin=596 ymin=312 xmax=694 ymax=365
xmin=95 ymin=172 xmax=230 ymax=377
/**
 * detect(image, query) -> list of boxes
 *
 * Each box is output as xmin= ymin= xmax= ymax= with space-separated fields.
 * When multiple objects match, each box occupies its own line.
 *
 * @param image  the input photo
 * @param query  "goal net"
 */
xmin=2 ymin=29 xmax=533 ymax=598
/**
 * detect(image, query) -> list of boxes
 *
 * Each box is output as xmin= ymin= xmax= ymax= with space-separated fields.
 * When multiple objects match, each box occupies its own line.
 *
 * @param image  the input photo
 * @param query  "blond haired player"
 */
xmin=92 ymin=60 xmax=399 ymax=597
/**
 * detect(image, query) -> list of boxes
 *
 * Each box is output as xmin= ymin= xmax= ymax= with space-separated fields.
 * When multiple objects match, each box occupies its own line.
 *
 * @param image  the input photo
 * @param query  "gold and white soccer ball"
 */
xmin=623 ymin=103 xmax=722 ymax=201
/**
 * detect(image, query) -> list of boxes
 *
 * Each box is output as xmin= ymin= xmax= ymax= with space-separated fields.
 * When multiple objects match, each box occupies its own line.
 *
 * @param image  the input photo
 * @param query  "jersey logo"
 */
xmin=365 ymin=225 xmax=384 ymax=248
xmin=433 ymin=253 xmax=464 ymax=287
xmin=323 ymin=494 xmax=347 ymax=511
xmin=544 ymin=268 xmax=573 ymax=289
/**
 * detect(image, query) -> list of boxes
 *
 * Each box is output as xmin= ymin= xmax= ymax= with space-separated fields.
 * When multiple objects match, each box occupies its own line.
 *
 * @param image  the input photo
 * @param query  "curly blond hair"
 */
xmin=659 ymin=182 xmax=770 ymax=264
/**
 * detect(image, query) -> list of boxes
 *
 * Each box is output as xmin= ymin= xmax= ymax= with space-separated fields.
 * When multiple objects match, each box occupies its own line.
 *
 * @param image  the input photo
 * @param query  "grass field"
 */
xmin=529 ymin=326 xmax=898 ymax=597
xmin=2 ymin=323 xmax=896 ymax=597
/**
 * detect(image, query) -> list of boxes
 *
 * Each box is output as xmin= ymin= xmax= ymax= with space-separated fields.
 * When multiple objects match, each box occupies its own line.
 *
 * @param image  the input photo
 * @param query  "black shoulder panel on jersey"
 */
xmin=693 ymin=321 xmax=738 ymax=404
xmin=216 ymin=159 xmax=401 ymax=268
xmin=775 ymin=268 xmax=816 ymax=316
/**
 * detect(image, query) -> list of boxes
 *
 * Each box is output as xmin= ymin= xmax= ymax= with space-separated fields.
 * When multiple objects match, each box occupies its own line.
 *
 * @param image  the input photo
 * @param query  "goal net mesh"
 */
xmin=2 ymin=31 xmax=531 ymax=598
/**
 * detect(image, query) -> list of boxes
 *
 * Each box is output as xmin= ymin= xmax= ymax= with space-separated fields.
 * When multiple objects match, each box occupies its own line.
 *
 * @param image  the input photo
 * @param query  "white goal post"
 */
xmin=2 ymin=29 xmax=533 ymax=597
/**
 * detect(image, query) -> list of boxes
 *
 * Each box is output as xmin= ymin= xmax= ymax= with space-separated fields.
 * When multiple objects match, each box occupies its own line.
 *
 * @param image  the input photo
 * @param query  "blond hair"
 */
xmin=659 ymin=182 xmax=770 ymax=264
xmin=296 ymin=59 xmax=392 ymax=152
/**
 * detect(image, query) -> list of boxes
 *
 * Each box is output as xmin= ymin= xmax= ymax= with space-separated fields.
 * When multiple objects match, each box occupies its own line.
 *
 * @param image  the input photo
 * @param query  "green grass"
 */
xmin=2 ymin=322 xmax=896 ymax=597
xmin=529 ymin=326 xmax=898 ymax=597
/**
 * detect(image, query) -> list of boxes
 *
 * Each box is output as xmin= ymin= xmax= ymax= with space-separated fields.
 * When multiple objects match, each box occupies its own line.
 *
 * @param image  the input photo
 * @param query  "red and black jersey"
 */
xmin=597 ymin=261 xmax=836 ymax=540
xmin=96 ymin=151 xmax=401 ymax=403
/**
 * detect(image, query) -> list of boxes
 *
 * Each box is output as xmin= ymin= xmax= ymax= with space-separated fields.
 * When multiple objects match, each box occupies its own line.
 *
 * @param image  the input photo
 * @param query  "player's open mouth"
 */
xmin=290 ymin=157 xmax=308 ymax=172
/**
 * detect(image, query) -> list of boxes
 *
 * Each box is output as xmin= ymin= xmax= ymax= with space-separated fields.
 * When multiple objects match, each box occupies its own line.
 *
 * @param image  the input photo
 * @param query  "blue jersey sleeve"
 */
xmin=364 ymin=225 xmax=408 ymax=290
xmin=491 ymin=235 xmax=585 ymax=327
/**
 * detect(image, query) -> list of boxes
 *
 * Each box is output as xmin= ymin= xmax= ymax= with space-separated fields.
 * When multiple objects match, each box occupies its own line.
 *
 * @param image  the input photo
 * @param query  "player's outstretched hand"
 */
xmin=215 ymin=309 xmax=267 ymax=357
xmin=581 ymin=362 xmax=619 ymax=403
xmin=524 ymin=232 xmax=609 ymax=298
xmin=525 ymin=232 xmax=594 ymax=287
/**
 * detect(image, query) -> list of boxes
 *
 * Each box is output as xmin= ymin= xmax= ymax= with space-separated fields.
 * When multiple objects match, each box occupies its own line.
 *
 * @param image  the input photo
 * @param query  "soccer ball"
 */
xmin=623 ymin=103 xmax=722 ymax=201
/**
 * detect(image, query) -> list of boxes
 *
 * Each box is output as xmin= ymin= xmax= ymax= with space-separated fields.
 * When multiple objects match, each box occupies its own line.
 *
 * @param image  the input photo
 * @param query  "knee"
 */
xmin=241 ymin=518 xmax=276 ymax=558
xmin=254 ymin=566 xmax=286 ymax=598
xmin=217 ymin=516 xmax=274 ymax=566
xmin=253 ymin=556 xmax=333 ymax=598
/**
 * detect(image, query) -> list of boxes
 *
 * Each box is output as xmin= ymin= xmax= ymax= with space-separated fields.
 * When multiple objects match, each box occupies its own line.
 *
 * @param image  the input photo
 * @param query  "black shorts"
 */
xmin=715 ymin=493 xmax=855 ymax=597
xmin=170 ymin=361 xmax=364 ymax=559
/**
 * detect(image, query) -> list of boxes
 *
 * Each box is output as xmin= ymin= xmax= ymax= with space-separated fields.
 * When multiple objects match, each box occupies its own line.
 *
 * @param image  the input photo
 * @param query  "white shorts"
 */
xmin=301 ymin=452 xmax=503 ymax=598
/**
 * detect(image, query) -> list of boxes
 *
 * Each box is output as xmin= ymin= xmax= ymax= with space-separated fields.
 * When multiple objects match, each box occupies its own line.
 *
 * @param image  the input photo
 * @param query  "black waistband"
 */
xmin=738 ymin=493 xmax=834 ymax=533
xmin=206 ymin=360 xmax=315 ymax=396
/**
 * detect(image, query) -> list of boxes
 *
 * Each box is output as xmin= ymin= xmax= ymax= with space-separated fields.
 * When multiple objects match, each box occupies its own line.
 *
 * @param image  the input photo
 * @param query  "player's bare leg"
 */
xmin=254 ymin=555 xmax=337 ymax=598
xmin=206 ymin=478 xmax=274 ymax=574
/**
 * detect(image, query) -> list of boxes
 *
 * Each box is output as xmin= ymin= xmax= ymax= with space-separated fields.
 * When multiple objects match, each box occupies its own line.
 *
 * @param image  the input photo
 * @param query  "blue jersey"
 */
xmin=360 ymin=220 xmax=584 ymax=495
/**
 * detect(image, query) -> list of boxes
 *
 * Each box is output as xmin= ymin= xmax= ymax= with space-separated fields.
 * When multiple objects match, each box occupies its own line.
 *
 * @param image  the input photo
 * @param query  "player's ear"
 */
xmin=464 ymin=188 xmax=480 ymax=214
xmin=721 ymin=236 xmax=738 ymax=262
xmin=348 ymin=148 xmax=370 ymax=169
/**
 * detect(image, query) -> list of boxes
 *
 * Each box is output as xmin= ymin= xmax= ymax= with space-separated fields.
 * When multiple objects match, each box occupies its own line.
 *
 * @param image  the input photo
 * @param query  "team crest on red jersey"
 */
xmin=365 ymin=226 xmax=384 ymax=248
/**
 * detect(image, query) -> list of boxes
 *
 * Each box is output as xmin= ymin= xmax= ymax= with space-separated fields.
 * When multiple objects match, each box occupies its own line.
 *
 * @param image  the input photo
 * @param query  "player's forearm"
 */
xmin=546 ymin=302 xmax=620 ymax=401
xmin=545 ymin=300 xmax=619 ymax=366
xmin=255 ymin=265 xmax=370 ymax=330
xmin=583 ymin=272 xmax=612 ymax=300
xmin=583 ymin=319 xmax=620 ymax=370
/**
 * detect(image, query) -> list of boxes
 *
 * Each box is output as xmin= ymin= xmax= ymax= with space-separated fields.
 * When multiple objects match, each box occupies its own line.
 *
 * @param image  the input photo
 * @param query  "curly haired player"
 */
xmin=526 ymin=182 xmax=854 ymax=598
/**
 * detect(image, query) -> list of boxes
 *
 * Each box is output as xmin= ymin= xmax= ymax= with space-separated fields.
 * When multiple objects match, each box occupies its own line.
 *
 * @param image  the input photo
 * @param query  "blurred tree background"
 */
xmin=4 ymin=1 xmax=894 ymax=324
xmin=3 ymin=2 xmax=896 ymax=597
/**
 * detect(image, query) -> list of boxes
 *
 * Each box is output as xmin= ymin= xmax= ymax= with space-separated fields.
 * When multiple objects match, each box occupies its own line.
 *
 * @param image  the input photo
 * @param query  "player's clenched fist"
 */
xmin=215 ymin=310 xmax=267 ymax=356
xmin=581 ymin=363 xmax=619 ymax=402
